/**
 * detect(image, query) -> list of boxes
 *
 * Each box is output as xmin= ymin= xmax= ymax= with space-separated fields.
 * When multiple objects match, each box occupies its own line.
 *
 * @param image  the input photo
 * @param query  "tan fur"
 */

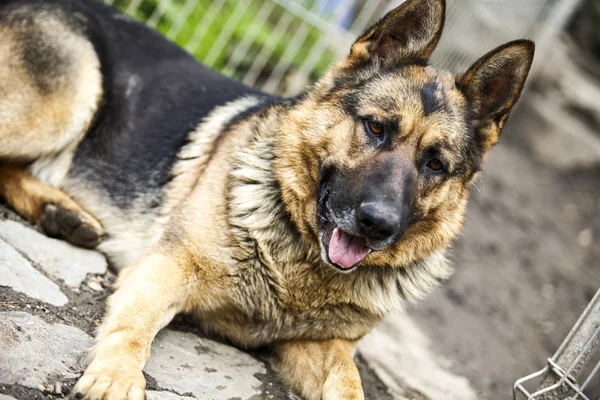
xmin=0 ymin=0 xmax=535 ymax=398
xmin=0 ymin=165 xmax=98 ymax=226
xmin=0 ymin=5 xmax=103 ymax=246
xmin=0 ymin=166 xmax=59 ymax=222
xmin=0 ymin=7 xmax=102 ymax=166
xmin=277 ymin=339 xmax=363 ymax=400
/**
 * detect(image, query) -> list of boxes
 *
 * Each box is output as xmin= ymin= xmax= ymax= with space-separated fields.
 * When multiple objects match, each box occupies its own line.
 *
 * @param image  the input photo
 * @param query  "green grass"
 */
xmin=110 ymin=0 xmax=336 ymax=89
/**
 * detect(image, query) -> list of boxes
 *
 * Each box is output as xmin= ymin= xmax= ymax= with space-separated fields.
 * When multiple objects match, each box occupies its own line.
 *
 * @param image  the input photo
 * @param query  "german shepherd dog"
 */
xmin=0 ymin=0 xmax=534 ymax=397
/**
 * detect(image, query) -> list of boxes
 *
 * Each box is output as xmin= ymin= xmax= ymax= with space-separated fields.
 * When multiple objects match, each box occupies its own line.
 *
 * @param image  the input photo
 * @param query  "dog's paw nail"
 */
xmin=40 ymin=204 xmax=61 ymax=236
xmin=57 ymin=208 xmax=82 ymax=229
xmin=73 ymin=226 xmax=101 ymax=248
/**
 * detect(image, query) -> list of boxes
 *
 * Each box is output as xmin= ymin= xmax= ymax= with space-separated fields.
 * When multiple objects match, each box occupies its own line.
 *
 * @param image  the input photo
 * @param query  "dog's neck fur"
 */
xmin=226 ymin=101 xmax=453 ymax=328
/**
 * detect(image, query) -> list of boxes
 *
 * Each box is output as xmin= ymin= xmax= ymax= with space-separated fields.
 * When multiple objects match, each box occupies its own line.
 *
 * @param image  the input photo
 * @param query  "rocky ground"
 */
xmin=1 ymin=35 xmax=599 ymax=400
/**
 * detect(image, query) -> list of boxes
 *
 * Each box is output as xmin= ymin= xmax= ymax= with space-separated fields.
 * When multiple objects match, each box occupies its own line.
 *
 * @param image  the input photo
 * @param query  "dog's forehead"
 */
xmin=423 ymin=66 xmax=456 ymax=92
xmin=349 ymin=65 xmax=469 ymax=149
xmin=355 ymin=66 xmax=460 ymax=115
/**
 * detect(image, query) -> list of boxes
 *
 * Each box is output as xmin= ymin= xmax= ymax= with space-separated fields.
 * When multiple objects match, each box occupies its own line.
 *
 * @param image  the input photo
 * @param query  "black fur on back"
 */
xmin=2 ymin=0 xmax=278 ymax=209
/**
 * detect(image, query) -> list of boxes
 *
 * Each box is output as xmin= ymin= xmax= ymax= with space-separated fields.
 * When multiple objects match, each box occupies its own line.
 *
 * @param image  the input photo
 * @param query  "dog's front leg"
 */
xmin=276 ymin=338 xmax=364 ymax=400
xmin=74 ymin=253 xmax=195 ymax=400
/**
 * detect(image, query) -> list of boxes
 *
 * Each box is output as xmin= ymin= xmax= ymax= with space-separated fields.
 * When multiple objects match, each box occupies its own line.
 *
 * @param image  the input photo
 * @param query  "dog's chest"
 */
xmin=200 ymin=260 xmax=398 ymax=348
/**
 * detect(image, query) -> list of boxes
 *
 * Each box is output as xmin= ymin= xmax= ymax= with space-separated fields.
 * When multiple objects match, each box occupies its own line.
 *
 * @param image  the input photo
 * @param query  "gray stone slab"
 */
xmin=0 ymin=238 xmax=68 ymax=306
xmin=0 ymin=312 xmax=92 ymax=390
xmin=358 ymin=312 xmax=480 ymax=400
xmin=146 ymin=391 xmax=193 ymax=400
xmin=0 ymin=221 xmax=107 ymax=287
xmin=0 ymin=394 xmax=18 ymax=400
xmin=144 ymin=329 xmax=265 ymax=400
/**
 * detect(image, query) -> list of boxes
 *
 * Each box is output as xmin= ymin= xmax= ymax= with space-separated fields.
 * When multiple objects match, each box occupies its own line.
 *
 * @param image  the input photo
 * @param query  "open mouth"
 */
xmin=317 ymin=186 xmax=371 ymax=271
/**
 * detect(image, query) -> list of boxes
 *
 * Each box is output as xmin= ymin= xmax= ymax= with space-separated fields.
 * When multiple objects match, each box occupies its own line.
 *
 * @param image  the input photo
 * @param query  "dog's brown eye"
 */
xmin=427 ymin=158 xmax=444 ymax=171
xmin=368 ymin=122 xmax=383 ymax=134
xmin=364 ymin=120 xmax=384 ymax=138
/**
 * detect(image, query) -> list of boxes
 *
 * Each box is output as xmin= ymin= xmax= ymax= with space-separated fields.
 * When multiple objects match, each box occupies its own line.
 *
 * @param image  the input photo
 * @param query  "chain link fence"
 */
xmin=103 ymin=0 xmax=581 ymax=96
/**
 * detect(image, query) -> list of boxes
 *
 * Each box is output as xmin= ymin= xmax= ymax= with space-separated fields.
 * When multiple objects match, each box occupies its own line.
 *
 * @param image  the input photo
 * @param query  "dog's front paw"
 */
xmin=73 ymin=359 xmax=145 ymax=400
xmin=322 ymin=385 xmax=364 ymax=400
xmin=321 ymin=365 xmax=364 ymax=400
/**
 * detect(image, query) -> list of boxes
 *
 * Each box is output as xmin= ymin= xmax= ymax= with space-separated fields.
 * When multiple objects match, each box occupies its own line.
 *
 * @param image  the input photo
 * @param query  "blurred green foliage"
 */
xmin=110 ymin=0 xmax=336 ymax=85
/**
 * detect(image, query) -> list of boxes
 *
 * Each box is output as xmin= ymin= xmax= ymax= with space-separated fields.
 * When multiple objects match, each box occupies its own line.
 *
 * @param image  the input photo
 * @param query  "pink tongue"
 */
xmin=328 ymin=227 xmax=370 ymax=269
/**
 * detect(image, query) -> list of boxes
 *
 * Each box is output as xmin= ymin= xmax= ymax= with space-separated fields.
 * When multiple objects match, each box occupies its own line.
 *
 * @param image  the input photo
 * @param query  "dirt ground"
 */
xmin=408 ymin=39 xmax=600 ymax=399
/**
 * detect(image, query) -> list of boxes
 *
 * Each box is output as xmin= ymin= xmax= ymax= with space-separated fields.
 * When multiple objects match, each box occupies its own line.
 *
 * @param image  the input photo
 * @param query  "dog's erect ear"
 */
xmin=458 ymin=40 xmax=535 ymax=151
xmin=349 ymin=0 xmax=446 ymax=66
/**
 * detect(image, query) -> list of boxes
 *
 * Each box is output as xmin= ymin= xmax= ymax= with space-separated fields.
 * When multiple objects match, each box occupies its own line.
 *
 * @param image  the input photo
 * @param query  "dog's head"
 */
xmin=276 ymin=0 xmax=534 ymax=272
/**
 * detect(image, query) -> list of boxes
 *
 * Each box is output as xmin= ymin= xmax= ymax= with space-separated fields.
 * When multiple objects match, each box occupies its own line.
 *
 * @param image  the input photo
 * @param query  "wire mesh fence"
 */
xmin=513 ymin=288 xmax=600 ymax=400
xmin=103 ymin=0 xmax=581 ymax=95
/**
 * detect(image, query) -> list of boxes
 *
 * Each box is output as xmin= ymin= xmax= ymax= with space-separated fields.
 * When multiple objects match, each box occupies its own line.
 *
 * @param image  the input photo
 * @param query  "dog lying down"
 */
xmin=0 ymin=0 xmax=534 ymax=398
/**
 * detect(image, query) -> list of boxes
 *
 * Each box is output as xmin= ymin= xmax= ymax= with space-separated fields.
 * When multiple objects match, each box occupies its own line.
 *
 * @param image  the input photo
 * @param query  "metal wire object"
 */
xmin=103 ymin=0 xmax=581 ymax=95
xmin=514 ymin=288 xmax=600 ymax=400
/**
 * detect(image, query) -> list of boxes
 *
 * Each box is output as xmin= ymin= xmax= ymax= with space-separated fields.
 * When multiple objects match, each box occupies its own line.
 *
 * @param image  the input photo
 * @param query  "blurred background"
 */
xmin=102 ymin=0 xmax=600 ymax=398
xmin=103 ymin=0 xmax=580 ymax=96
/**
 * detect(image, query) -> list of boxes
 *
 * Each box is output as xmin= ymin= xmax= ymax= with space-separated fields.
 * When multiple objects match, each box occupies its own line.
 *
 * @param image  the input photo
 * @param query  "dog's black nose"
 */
xmin=357 ymin=202 xmax=402 ymax=241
